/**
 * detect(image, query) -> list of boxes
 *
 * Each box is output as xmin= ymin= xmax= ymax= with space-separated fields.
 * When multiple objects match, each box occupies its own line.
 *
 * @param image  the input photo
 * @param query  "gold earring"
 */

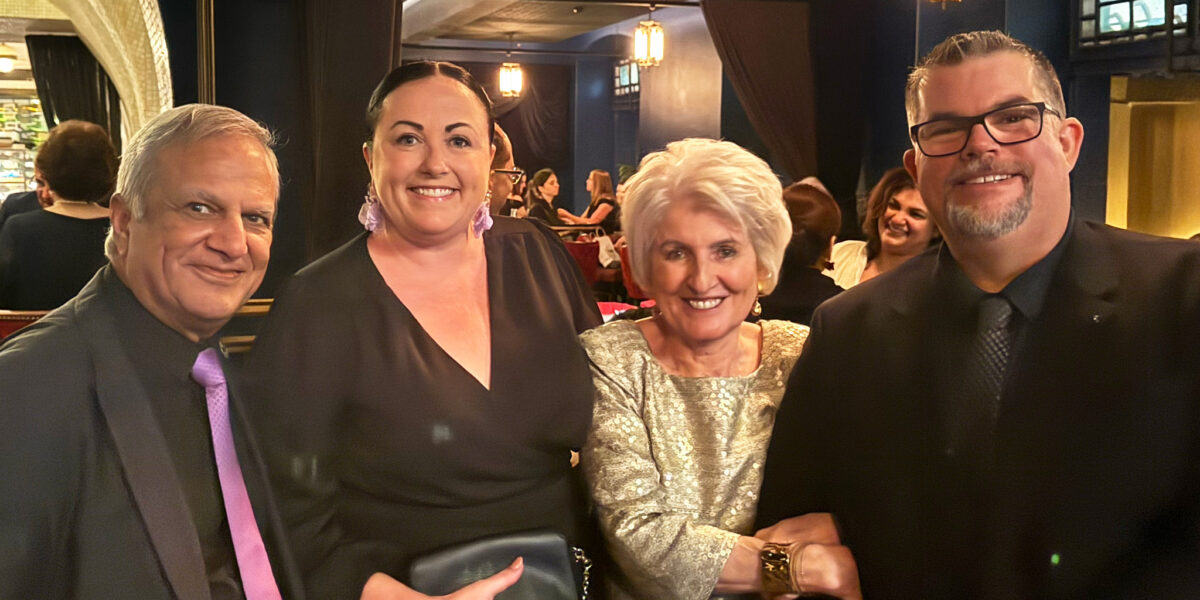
xmin=751 ymin=280 xmax=764 ymax=317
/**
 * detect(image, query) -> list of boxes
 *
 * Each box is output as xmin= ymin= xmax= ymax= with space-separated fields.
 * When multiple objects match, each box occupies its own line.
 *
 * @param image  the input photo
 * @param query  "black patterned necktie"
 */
xmin=948 ymin=294 xmax=1013 ymax=460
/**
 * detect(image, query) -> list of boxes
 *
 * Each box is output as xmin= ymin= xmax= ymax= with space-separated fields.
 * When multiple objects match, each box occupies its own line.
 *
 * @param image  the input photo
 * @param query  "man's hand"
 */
xmin=789 ymin=543 xmax=861 ymax=600
xmin=755 ymin=512 xmax=840 ymax=546
xmin=360 ymin=557 xmax=524 ymax=599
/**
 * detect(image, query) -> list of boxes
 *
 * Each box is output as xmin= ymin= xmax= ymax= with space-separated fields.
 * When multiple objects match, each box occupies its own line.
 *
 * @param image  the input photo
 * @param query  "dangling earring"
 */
xmin=751 ymin=280 xmax=764 ymax=317
xmin=358 ymin=183 xmax=382 ymax=232
xmin=472 ymin=191 xmax=494 ymax=238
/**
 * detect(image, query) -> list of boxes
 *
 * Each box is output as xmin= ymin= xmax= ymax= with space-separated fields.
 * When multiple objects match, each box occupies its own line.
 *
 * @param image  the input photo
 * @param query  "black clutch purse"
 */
xmin=409 ymin=529 xmax=588 ymax=599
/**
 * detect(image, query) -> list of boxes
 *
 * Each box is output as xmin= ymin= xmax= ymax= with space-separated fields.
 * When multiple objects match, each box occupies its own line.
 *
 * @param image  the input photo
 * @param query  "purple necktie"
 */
xmin=193 ymin=348 xmax=282 ymax=600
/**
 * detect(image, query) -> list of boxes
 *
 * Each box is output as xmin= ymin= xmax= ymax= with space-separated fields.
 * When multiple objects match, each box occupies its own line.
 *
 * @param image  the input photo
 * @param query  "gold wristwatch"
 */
xmin=760 ymin=542 xmax=795 ymax=594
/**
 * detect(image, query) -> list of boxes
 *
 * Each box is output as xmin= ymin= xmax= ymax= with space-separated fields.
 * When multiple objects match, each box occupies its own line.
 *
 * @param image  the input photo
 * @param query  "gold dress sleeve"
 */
xmin=580 ymin=320 xmax=809 ymax=600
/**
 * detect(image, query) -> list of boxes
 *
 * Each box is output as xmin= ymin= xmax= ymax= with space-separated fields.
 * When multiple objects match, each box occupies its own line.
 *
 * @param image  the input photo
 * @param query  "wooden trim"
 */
xmin=197 ymin=0 xmax=216 ymax=104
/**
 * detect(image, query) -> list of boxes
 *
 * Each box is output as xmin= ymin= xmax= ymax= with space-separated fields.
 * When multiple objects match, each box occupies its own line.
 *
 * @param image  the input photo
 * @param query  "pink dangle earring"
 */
xmin=358 ymin=183 xmax=382 ymax=232
xmin=472 ymin=191 xmax=494 ymax=238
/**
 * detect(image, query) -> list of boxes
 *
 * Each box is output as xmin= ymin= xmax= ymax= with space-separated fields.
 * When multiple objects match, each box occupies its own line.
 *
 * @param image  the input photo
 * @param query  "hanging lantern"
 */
xmin=499 ymin=62 xmax=523 ymax=98
xmin=634 ymin=19 xmax=664 ymax=67
xmin=0 ymin=44 xmax=18 ymax=74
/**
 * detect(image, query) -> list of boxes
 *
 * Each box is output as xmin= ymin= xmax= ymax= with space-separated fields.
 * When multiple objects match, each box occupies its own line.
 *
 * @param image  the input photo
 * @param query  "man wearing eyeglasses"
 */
xmin=757 ymin=31 xmax=1200 ymax=599
xmin=487 ymin=124 xmax=525 ymax=216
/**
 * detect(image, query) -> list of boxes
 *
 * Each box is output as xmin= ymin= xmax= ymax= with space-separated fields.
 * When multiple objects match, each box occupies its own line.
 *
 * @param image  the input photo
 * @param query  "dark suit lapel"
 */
xmin=71 ymin=276 xmax=211 ymax=600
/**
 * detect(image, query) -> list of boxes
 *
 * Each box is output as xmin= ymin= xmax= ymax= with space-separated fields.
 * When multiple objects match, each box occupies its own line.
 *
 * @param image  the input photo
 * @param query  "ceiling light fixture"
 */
xmin=0 ymin=44 xmax=18 ymax=74
xmin=634 ymin=4 xmax=664 ymax=67
xmin=499 ymin=33 xmax=523 ymax=98
xmin=928 ymin=0 xmax=962 ymax=9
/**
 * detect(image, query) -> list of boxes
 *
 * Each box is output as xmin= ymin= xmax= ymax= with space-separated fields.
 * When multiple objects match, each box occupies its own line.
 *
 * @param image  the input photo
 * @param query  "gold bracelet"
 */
xmin=760 ymin=542 xmax=796 ymax=594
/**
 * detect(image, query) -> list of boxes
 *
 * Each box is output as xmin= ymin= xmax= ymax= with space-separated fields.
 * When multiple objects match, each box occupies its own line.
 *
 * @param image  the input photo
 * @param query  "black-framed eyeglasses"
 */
xmin=491 ymin=168 xmax=525 ymax=184
xmin=909 ymin=102 xmax=1061 ymax=158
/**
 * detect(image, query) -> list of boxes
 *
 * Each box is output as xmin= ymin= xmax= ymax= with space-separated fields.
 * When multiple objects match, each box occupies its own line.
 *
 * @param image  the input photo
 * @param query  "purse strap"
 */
xmin=571 ymin=546 xmax=592 ymax=600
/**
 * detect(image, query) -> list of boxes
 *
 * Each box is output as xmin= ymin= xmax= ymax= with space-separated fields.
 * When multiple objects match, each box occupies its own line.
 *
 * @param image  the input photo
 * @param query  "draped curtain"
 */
xmin=48 ymin=0 xmax=173 ymax=141
xmin=303 ymin=0 xmax=400 ymax=258
xmin=460 ymin=62 xmax=572 ymax=178
xmin=701 ymin=0 xmax=817 ymax=180
xmin=702 ymin=0 xmax=875 ymax=236
xmin=25 ymin=35 xmax=122 ymax=150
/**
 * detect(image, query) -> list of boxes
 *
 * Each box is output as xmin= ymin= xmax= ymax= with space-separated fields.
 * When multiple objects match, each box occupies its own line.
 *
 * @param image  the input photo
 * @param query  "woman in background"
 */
xmin=758 ymin=181 xmax=844 ymax=326
xmin=525 ymin=167 xmax=565 ymax=226
xmin=0 ymin=120 xmax=117 ymax=309
xmin=826 ymin=167 xmax=938 ymax=288
xmin=248 ymin=61 xmax=602 ymax=599
xmin=558 ymin=169 xmax=620 ymax=234
xmin=581 ymin=138 xmax=860 ymax=600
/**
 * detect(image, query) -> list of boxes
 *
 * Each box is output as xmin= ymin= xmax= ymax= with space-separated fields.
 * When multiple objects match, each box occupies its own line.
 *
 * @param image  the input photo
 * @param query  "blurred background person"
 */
xmin=826 ymin=167 xmax=939 ymax=288
xmin=0 ymin=120 xmax=117 ymax=309
xmin=488 ymin=123 xmax=525 ymax=216
xmin=558 ymin=169 xmax=620 ymax=234
xmin=759 ymin=181 xmax=844 ymax=326
xmin=0 ymin=170 xmax=47 ymax=233
xmin=582 ymin=138 xmax=860 ymax=600
xmin=247 ymin=61 xmax=602 ymax=599
xmin=525 ymin=167 xmax=565 ymax=225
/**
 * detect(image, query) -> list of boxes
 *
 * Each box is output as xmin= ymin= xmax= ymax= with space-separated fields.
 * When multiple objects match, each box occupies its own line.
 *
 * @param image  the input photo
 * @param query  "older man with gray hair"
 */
xmin=0 ymin=103 xmax=522 ymax=600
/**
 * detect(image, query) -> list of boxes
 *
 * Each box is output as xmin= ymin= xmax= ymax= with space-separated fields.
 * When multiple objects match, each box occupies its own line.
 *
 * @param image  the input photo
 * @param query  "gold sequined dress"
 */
xmin=580 ymin=319 xmax=809 ymax=600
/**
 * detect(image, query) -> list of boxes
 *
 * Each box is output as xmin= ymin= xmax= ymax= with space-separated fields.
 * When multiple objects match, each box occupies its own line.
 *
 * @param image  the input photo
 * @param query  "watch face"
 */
xmin=761 ymin=543 xmax=790 ymax=561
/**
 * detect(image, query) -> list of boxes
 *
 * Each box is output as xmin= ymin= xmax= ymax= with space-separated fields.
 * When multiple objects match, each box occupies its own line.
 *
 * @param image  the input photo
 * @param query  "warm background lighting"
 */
xmin=499 ymin=62 xmax=523 ymax=97
xmin=634 ymin=19 xmax=664 ymax=67
xmin=0 ymin=44 xmax=18 ymax=74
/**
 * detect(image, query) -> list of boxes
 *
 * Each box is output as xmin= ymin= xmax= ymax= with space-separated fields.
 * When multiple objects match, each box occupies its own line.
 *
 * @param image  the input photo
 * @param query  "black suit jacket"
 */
xmin=757 ymin=221 xmax=1200 ymax=599
xmin=0 ymin=190 xmax=39 ymax=231
xmin=0 ymin=268 xmax=304 ymax=599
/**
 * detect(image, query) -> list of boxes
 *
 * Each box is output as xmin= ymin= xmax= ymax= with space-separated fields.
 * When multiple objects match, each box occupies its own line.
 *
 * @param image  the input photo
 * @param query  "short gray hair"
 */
xmin=621 ymin=138 xmax=790 ymax=294
xmin=104 ymin=104 xmax=278 ymax=260
xmin=905 ymin=30 xmax=1066 ymax=126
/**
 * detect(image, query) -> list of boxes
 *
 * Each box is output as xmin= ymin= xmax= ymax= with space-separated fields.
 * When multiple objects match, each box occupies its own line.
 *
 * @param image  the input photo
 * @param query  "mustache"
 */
xmin=947 ymin=158 xmax=1031 ymax=186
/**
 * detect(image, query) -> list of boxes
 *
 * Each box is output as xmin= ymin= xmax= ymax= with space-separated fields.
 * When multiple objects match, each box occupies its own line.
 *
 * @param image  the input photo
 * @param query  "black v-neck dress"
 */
xmin=245 ymin=217 xmax=602 ymax=597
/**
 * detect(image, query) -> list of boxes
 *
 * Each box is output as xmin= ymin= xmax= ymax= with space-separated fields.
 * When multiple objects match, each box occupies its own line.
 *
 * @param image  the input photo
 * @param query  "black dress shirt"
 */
xmin=107 ymin=270 xmax=246 ymax=600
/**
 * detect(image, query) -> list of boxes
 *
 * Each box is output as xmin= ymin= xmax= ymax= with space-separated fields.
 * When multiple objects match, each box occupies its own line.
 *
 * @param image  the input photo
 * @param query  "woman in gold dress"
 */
xmin=581 ymin=138 xmax=861 ymax=599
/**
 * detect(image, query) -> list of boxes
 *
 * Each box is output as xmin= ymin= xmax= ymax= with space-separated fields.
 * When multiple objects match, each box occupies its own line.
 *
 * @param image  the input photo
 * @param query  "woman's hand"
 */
xmin=755 ymin=512 xmax=840 ymax=546
xmin=359 ymin=558 xmax=523 ymax=599
xmin=556 ymin=208 xmax=578 ymax=223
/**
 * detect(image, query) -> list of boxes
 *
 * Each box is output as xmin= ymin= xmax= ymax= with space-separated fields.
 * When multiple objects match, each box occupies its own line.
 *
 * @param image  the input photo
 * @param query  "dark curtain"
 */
xmin=304 ymin=0 xmax=401 ymax=258
xmin=702 ymin=0 xmax=875 ymax=237
xmin=25 ymin=35 xmax=121 ymax=151
xmin=460 ymin=61 xmax=573 ymax=178
xmin=701 ymin=0 xmax=817 ymax=180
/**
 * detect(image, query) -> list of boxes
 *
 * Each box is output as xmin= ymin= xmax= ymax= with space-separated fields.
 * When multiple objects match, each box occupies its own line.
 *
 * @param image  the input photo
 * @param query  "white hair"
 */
xmin=621 ymin=138 xmax=791 ymax=294
xmin=104 ymin=104 xmax=278 ymax=260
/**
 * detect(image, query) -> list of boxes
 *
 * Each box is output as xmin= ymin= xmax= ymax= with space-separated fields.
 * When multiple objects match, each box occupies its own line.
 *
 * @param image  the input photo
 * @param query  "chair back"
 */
xmin=617 ymin=245 xmax=649 ymax=300
xmin=0 ymin=310 xmax=48 ymax=340
xmin=563 ymin=240 xmax=600 ymax=285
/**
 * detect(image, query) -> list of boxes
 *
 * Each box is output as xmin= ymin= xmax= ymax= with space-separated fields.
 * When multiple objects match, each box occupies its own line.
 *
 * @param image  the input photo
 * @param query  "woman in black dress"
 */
xmin=246 ymin=61 xmax=602 ymax=599
xmin=524 ymin=168 xmax=565 ymax=226
xmin=558 ymin=170 xmax=620 ymax=235
xmin=0 ymin=120 xmax=116 ymax=309
xmin=758 ymin=181 xmax=844 ymax=326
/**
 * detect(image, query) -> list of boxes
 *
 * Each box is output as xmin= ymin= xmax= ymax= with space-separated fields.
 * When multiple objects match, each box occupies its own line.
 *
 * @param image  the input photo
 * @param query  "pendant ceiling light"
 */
xmin=0 ymin=44 xmax=18 ymax=74
xmin=634 ymin=5 xmax=664 ymax=67
xmin=929 ymin=0 xmax=962 ymax=9
xmin=499 ymin=34 xmax=523 ymax=98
